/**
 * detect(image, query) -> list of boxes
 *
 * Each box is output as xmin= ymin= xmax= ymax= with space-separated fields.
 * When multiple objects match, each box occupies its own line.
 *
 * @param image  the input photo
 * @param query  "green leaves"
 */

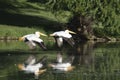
xmin=46 ymin=0 xmax=120 ymax=37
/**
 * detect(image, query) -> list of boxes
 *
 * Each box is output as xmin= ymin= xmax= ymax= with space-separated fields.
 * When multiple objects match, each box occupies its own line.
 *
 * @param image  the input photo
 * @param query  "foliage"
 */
xmin=46 ymin=0 xmax=120 ymax=37
xmin=0 ymin=0 xmax=24 ymax=10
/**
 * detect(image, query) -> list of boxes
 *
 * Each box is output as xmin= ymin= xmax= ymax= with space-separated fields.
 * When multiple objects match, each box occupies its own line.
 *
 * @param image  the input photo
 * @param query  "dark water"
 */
xmin=0 ymin=41 xmax=120 ymax=80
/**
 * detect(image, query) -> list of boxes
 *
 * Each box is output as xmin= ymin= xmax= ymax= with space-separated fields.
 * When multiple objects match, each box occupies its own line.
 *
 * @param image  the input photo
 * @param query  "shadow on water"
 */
xmin=0 ymin=11 xmax=63 ymax=32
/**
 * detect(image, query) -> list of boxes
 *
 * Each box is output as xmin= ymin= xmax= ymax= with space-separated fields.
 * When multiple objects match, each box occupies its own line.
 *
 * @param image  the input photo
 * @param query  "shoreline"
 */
xmin=0 ymin=36 xmax=120 ymax=42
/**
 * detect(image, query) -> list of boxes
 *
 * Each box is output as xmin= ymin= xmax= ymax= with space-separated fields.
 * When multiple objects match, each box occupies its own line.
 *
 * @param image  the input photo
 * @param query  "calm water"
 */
xmin=0 ymin=41 xmax=120 ymax=80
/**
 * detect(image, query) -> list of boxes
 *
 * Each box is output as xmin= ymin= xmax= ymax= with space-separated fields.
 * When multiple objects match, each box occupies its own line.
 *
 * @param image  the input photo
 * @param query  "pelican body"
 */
xmin=19 ymin=32 xmax=47 ymax=50
xmin=50 ymin=30 xmax=76 ymax=47
xmin=49 ymin=52 xmax=75 ymax=72
xmin=19 ymin=63 xmax=43 ymax=73
xmin=18 ymin=55 xmax=47 ymax=79
xmin=50 ymin=63 xmax=73 ymax=72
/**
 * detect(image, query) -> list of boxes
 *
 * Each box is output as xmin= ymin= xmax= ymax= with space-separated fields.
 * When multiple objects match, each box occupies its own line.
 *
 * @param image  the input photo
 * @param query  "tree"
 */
xmin=46 ymin=0 xmax=120 ymax=38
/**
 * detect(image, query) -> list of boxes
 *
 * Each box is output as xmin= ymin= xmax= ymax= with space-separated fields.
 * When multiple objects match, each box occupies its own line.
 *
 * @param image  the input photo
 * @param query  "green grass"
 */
xmin=0 ymin=25 xmax=46 ymax=37
xmin=0 ymin=1 xmax=71 ymax=38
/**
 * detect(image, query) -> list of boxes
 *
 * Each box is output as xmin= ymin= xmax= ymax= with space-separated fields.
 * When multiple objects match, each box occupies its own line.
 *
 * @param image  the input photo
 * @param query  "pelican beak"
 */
xmin=49 ymin=34 xmax=54 ymax=36
xmin=39 ymin=32 xmax=47 ymax=37
xmin=68 ymin=30 xmax=76 ymax=34
xmin=19 ymin=37 xmax=24 ymax=41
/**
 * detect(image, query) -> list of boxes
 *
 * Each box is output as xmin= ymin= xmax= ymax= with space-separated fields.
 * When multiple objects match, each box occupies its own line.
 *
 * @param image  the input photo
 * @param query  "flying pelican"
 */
xmin=50 ymin=30 xmax=76 ymax=47
xmin=19 ymin=31 xmax=47 ymax=50
xmin=49 ymin=52 xmax=75 ymax=72
xmin=18 ymin=55 xmax=47 ymax=79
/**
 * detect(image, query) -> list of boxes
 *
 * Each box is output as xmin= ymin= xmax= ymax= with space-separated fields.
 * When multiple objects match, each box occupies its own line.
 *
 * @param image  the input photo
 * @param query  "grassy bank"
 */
xmin=0 ymin=24 xmax=48 ymax=37
xmin=0 ymin=24 xmax=55 ymax=47
xmin=0 ymin=1 xmax=71 ymax=38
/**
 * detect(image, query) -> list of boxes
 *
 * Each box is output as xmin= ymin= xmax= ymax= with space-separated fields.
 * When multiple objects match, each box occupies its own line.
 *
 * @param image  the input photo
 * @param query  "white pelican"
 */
xmin=19 ymin=31 xmax=47 ymax=50
xmin=50 ymin=30 xmax=76 ymax=47
xmin=49 ymin=52 xmax=75 ymax=72
xmin=18 ymin=55 xmax=47 ymax=79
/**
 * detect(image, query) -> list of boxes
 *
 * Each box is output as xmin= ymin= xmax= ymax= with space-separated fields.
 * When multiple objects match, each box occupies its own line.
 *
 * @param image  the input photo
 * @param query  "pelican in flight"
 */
xmin=50 ymin=30 xmax=76 ymax=47
xmin=19 ymin=31 xmax=47 ymax=50
xmin=49 ymin=52 xmax=75 ymax=72
xmin=18 ymin=55 xmax=47 ymax=79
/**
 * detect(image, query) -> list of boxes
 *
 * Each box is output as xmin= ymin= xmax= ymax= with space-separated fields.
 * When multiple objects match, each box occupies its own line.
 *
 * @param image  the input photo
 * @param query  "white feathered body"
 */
xmin=52 ymin=63 xmax=71 ymax=71
xmin=52 ymin=31 xmax=72 ymax=38
xmin=23 ymin=63 xmax=43 ymax=73
xmin=24 ymin=34 xmax=43 ymax=43
xmin=52 ymin=31 xmax=73 ymax=47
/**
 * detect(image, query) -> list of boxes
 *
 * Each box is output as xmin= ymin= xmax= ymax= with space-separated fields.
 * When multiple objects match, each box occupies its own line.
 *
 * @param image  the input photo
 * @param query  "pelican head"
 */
xmin=38 ymin=69 xmax=47 ymax=75
xmin=48 ymin=64 xmax=54 ymax=67
xmin=18 ymin=64 xmax=25 ymax=70
xmin=65 ymin=30 xmax=76 ymax=34
xmin=67 ymin=66 xmax=75 ymax=71
xmin=35 ymin=31 xmax=47 ymax=37
xmin=19 ymin=37 xmax=25 ymax=41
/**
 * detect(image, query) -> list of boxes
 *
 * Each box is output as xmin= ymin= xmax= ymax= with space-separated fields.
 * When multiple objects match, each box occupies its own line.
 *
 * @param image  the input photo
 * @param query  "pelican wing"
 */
xmin=24 ymin=55 xmax=36 ymax=65
xmin=64 ymin=55 xmax=75 ymax=64
xmin=35 ymin=56 xmax=48 ymax=65
xmin=63 ymin=37 xmax=75 ymax=47
xmin=55 ymin=37 xmax=63 ymax=47
xmin=25 ymin=41 xmax=36 ymax=50
xmin=24 ymin=34 xmax=36 ymax=40
xmin=32 ymin=37 xmax=43 ymax=43
xmin=56 ymin=52 xmax=63 ymax=63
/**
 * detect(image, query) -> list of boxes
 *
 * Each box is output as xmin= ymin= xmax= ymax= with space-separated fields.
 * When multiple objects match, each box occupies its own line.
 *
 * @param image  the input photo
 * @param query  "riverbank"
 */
xmin=0 ymin=25 xmax=120 ymax=42
xmin=0 ymin=36 xmax=120 ymax=43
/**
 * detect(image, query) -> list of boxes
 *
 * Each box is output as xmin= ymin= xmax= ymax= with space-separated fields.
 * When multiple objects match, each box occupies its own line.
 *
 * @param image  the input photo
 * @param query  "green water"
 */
xmin=0 ymin=41 xmax=120 ymax=80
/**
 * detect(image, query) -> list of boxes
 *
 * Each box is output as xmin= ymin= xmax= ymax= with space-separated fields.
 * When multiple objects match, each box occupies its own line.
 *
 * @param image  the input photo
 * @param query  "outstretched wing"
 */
xmin=56 ymin=52 xmax=63 ymax=63
xmin=35 ymin=56 xmax=48 ymax=65
xmin=24 ymin=55 xmax=36 ymax=65
xmin=33 ymin=41 xmax=47 ymax=50
xmin=25 ymin=41 xmax=36 ymax=50
xmin=64 ymin=55 xmax=75 ymax=64
xmin=54 ymin=36 xmax=63 ymax=47
xmin=63 ymin=37 xmax=75 ymax=47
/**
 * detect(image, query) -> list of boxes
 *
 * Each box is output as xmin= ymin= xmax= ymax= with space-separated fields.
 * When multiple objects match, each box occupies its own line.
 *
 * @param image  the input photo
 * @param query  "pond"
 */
xmin=0 ymin=40 xmax=120 ymax=80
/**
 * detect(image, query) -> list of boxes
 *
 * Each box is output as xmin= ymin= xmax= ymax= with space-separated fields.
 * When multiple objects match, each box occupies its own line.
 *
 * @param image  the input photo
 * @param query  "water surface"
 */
xmin=0 ymin=41 xmax=120 ymax=80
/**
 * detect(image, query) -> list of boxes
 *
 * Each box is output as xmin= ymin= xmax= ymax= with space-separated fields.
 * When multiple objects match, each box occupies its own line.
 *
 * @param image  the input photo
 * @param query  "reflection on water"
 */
xmin=73 ymin=41 xmax=95 ymax=66
xmin=0 ymin=40 xmax=120 ymax=80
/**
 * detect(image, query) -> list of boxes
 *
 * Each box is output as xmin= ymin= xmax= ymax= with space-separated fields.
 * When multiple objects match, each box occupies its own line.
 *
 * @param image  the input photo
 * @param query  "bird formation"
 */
xmin=18 ymin=52 xmax=75 ymax=79
xmin=18 ymin=29 xmax=76 ymax=79
xmin=19 ymin=29 xmax=76 ymax=50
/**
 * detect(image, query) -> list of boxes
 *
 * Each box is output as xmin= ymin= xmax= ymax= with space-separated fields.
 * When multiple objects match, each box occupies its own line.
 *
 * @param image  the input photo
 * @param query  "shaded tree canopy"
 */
xmin=67 ymin=14 xmax=94 ymax=40
xmin=46 ymin=0 xmax=120 ymax=37
xmin=0 ymin=0 xmax=20 ymax=10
